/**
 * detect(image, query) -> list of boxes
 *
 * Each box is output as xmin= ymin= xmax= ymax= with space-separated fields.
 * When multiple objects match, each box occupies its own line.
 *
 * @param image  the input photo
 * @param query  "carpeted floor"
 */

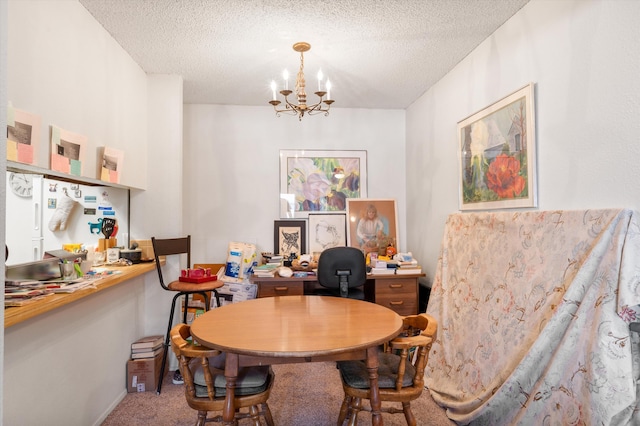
xmin=102 ymin=361 xmax=455 ymax=425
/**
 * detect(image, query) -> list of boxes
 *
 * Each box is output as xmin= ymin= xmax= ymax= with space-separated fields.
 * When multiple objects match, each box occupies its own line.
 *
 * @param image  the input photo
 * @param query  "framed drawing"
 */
xmin=346 ymin=199 xmax=398 ymax=255
xmin=50 ymin=125 xmax=87 ymax=177
xmin=458 ymin=83 xmax=537 ymax=210
xmin=280 ymin=149 xmax=367 ymax=218
xmin=99 ymin=146 xmax=124 ymax=184
xmin=274 ymin=220 xmax=306 ymax=256
xmin=6 ymin=105 xmax=41 ymax=165
xmin=308 ymin=213 xmax=346 ymax=254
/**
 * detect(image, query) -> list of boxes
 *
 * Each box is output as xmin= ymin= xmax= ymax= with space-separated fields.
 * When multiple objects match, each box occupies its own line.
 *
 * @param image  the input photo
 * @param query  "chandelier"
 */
xmin=269 ymin=42 xmax=334 ymax=121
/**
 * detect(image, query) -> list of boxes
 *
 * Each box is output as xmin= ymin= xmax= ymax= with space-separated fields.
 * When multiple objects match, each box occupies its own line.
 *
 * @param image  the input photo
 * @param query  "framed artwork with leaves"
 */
xmin=274 ymin=220 xmax=306 ymax=256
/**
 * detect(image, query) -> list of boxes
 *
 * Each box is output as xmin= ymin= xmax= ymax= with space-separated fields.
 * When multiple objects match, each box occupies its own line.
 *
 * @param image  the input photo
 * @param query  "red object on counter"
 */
xmin=178 ymin=275 xmax=217 ymax=284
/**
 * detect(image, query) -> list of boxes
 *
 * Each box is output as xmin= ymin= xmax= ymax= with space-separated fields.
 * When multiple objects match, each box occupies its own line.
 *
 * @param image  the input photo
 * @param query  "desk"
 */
xmin=191 ymin=295 xmax=403 ymax=425
xmin=251 ymin=272 xmax=425 ymax=315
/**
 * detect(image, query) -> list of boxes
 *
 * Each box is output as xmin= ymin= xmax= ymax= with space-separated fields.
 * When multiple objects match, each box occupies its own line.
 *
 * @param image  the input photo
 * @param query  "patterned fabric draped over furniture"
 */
xmin=425 ymin=209 xmax=640 ymax=425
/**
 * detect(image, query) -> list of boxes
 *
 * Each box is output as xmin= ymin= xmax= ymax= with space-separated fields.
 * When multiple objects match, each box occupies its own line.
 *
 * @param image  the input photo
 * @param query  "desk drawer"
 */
xmin=374 ymin=278 xmax=418 ymax=316
xmin=258 ymin=280 xmax=304 ymax=298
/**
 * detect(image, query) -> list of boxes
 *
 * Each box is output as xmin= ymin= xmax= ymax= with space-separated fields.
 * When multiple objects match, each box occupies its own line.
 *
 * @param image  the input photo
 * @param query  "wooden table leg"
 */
xmin=223 ymin=352 xmax=239 ymax=426
xmin=366 ymin=346 xmax=384 ymax=426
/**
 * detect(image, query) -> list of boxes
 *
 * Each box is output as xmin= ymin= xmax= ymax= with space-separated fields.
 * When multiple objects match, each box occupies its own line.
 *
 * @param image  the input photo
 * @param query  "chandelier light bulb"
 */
xmin=283 ymin=69 xmax=289 ymax=90
xmin=317 ymin=69 xmax=323 ymax=91
xmin=270 ymin=80 xmax=277 ymax=100
xmin=326 ymin=80 xmax=332 ymax=100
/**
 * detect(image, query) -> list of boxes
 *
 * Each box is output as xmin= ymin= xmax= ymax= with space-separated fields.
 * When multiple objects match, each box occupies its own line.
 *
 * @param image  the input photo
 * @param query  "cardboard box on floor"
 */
xmin=126 ymin=351 xmax=165 ymax=393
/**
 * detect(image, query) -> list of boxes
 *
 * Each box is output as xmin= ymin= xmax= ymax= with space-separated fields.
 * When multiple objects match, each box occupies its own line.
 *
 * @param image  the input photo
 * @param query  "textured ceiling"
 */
xmin=79 ymin=0 xmax=530 ymax=109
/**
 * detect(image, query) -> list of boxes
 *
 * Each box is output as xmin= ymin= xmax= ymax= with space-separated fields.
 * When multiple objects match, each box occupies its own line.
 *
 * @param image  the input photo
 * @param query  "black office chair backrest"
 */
xmin=151 ymin=235 xmax=191 ymax=291
xmin=317 ymin=247 xmax=367 ymax=298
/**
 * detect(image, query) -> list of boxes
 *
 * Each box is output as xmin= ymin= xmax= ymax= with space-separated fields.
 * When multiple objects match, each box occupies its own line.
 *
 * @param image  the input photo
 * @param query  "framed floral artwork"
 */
xmin=280 ymin=149 xmax=367 ymax=218
xmin=346 ymin=199 xmax=398 ymax=255
xmin=308 ymin=213 xmax=346 ymax=254
xmin=274 ymin=220 xmax=306 ymax=256
xmin=457 ymin=83 xmax=537 ymax=210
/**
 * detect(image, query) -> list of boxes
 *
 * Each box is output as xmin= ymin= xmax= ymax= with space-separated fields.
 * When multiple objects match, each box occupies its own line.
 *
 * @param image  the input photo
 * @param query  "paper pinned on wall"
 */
xmin=50 ymin=125 xmax=87 ymax=177
xmin=99 ymin=146 xmax=124 ymax=184
xmin=6 ymin=104 xmax=41 ymax=165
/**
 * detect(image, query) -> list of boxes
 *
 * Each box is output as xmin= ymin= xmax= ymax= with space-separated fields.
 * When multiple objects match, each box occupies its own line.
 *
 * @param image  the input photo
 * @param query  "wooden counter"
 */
xmin=4 ymin=261 xmax=157 ymax=328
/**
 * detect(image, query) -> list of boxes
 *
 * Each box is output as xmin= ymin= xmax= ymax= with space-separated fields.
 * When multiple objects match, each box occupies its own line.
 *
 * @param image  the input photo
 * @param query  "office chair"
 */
xmin=337 ymin=313 xmax=438 ymax=426
xmin=315 ymin=246 xmax=366 ymax=300
xmin=170 ymin=323 xmax=275 ymax=426
xmin=152 ymin=235 xmax=223 ymax=394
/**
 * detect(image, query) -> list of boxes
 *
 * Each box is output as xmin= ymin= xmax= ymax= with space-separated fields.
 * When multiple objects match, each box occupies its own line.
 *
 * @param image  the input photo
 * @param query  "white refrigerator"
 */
xmin=6 ymin=173 xmax=130 ymax=265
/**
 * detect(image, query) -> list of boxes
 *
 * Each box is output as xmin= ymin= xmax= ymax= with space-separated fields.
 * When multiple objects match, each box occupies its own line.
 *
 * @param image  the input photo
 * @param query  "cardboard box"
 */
xmin=214 ymin=281 xmax=258 ymax=307
xmin=126 ymin=352 xmax=165 ymax=393
xmin=180 ymin=306 xmax=205 ymax=324
xmin=130 ymin=239 xmax=154 ymax=261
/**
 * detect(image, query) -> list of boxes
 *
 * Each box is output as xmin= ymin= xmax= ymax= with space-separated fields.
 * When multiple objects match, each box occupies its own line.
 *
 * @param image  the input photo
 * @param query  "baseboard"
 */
xmin=92 ymin=388 xmax=128 ymax=426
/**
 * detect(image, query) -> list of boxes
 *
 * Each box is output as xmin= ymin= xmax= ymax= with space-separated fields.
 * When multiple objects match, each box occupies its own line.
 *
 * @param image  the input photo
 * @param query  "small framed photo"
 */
xmin=457 ymin=83 xmax=537 ymax=210
xmin=274 ymin=220 xmax=306 ymax=256
xmin=346 ymin=199 xmax=398 ymax=255
xmin=308 ymin=213 xmax=346 ymax=254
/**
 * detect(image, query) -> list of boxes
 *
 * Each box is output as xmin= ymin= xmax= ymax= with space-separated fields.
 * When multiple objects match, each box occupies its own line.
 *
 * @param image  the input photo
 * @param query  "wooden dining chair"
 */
xmin=170 ymin=323 xmax=275 ymax=426
xmin=152 ymin=235 xmax=224 ymax=394
xmin=337 ymin=313 xmax=438 ymax=426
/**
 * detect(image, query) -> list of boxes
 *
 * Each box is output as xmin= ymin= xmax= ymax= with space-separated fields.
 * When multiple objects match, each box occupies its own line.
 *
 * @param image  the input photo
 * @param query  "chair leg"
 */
xmin=338 ymin=395 xmax=351 ymax=425
xmin=212 ymin=289 xmax=221 ymax=309
xmin=402 ymin=401 xmax=416 ymax=426
xmin=157 ymin=292 xmax=182 ymax=394
xmin=348 ymin=397 xmax=361 ymax=426
xmin=248 ymin=405 xmax=261 ymax=426
xmin=182 ymin=293 xmax=190 ymax=323
xmin=196 ymin=410 xmax=207 ymax=426
xmin=263 ymin=403 xmax=275 ymax=426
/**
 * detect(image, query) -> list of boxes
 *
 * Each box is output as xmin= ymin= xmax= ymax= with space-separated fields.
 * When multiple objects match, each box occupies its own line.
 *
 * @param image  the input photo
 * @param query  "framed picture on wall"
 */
xmin=308 ymin=213 xmax=346 ymax=254
xmin=6 ymin=106 xmax=41 ymax=166
xmin=274 ymin=220 xmax=306 ymax=256
xmin=346 ymin=199 xmax=398 ymax=255
xmin=280 ymin=149 xmax=367 ymax=218
xmin=457 ymin=83 xmax=537 ymax=210
xmin=50 ymin=125 xmax=87 ymax=177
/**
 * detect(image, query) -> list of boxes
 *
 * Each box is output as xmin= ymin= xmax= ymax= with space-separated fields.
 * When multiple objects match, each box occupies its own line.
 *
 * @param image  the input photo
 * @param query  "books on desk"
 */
xmin=253 ymin=264 xmax=278 ymax=277
xmin=370 ymin=267 xmax=396 ymax=275
xmin=395 ymin=266 xmax=422 ymax=275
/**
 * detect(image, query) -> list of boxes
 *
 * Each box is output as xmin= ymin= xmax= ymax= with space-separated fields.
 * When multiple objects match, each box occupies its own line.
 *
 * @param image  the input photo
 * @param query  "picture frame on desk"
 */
xmin=346 ymin=199 xmax=398 ymax=256
xmin=308 ymin=213 xmax=346 ymax=254
xmin=274 ymin=220 xmax=306 ymax=257
xmin=457 ymin=82 xmax=537 ymax=211
xmin=279 ymin=149 xmax=367 ymax=218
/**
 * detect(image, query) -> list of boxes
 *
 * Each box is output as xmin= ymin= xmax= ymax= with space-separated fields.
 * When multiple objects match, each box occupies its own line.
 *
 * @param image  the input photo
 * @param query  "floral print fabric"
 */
xmin=425 ymin=209 xmax=640 ymax=425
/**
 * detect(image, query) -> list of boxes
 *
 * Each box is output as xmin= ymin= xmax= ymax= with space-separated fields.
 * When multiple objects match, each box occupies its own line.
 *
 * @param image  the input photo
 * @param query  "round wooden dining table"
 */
xmin=191 ymin=295 xmax=403 ymax=425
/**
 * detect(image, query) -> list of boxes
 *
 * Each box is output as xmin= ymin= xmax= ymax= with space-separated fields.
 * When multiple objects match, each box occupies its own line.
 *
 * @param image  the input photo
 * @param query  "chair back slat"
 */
xmin=152 ymin=236 xmax=190 ymax=257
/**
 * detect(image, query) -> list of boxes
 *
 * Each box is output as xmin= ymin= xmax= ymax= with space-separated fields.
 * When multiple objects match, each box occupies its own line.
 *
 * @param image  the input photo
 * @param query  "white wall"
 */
xmin=131 ymin=74 xmax=186 ymax=372
xmin=4 ymin=1 xmax=155 ymax=424
xmin=7 ymin=0 xmax=148 ymax=189
xmin=0 ymin=0 xmax=8 ymax=420
xmin=182 ymin=105 xmax=407 ymax=262
xmin=406 ymin=0 xmax=640 ymax=285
